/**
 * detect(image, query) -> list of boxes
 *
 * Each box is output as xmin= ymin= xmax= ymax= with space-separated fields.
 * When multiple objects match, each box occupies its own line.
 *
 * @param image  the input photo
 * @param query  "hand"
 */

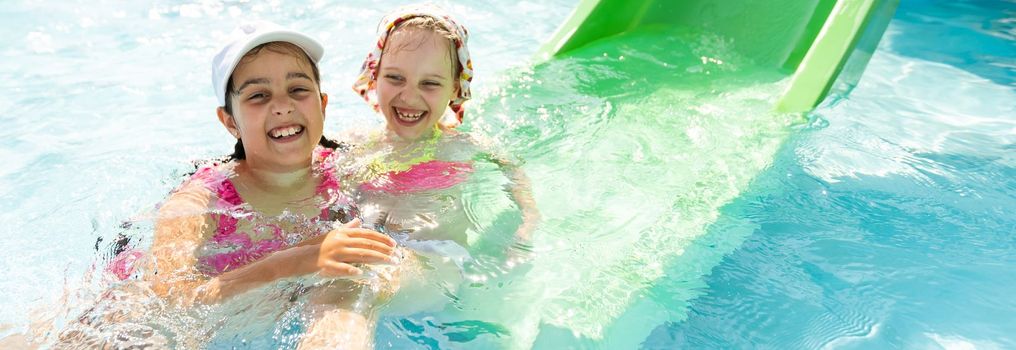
xmin=505 ymin=234 xmax=536 ymax=268
xmin=299 ymin=218 xmax=398 ymax=278
xmin=184 ymin=220 xmax=397 ymax=305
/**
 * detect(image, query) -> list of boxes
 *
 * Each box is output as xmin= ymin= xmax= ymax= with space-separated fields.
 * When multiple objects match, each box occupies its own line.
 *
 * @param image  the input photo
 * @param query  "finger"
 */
xmin=341 ymin=218 xmax=362 ymax=228
xmin=326 ymin=226 xmax=395 ymax=246
xmin=344 ymin=229 xmax=397 ymax=247
xmin=329 ymin=248 xmax=395 ymax=264
xmin=320 ymin=261 xmax=361 ymax=277
xmin=333 ymin=248 xmax=395 ymax=264
xmin=345 ymin=238 xmax=396 ymax=254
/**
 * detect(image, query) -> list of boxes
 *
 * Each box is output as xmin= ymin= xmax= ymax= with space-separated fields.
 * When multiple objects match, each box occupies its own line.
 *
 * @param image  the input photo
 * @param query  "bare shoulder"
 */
xmin=157 ymin=168 xmax=218 ymax=221
xmin=437 ymin=130 xmax=487 ymax=160
xmin=444 ymin=129 xmax=484 ymax=147
xmin=151 ymin=186 xmax=215 ymax=250
xmin=439 ymin=130 xmax=525 ymax=168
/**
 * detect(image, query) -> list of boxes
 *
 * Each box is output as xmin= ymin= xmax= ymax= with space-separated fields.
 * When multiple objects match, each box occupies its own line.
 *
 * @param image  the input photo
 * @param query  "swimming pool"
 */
xmin=1 ymin=0 xmax=1013 ymax=349
xmin=640 ymin=1 xmax=1015 ymax=348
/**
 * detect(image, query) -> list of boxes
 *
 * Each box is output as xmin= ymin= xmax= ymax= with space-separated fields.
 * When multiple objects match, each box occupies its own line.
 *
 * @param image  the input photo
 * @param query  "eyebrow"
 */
xmin=423 ymin=73 xmax=449 ymax=81
xmin=287 ymin=72 xmax=313 ymax=81
xmin=379 ymin=67 xmax=449 ymax=81
xmin=234 ymin=72 xmax=314 ymax=94
xmin=235 ymin=78 xmax=269 ymax=94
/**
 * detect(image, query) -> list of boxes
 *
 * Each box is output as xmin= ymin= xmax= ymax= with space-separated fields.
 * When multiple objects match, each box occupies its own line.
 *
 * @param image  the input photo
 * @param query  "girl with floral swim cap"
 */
xmin=344 ymin=4 xmax=540 ymax=270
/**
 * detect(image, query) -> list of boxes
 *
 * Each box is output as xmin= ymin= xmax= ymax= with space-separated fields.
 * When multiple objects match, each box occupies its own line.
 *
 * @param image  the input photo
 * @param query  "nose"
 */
xmin=271 ymin=96 xmax=295 ymax=116
xmin=396 ymin=86 xmax=422 ymax=105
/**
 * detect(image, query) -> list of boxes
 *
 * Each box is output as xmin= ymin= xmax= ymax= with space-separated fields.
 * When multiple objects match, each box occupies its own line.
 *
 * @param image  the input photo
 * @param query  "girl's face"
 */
xmin=219 ymin=48 xmax=327 ymax=172
xmin=376 ymin=27 xmax=457 ymax=141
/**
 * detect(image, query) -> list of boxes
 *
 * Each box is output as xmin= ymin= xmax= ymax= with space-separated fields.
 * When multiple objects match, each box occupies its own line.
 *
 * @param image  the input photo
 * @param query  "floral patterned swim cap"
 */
xmin=352 ymin=4 xmax=473 ymax=125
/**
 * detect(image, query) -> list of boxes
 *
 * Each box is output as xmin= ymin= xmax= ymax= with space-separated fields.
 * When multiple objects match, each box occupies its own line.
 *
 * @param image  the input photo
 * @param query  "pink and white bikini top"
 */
xmin=192 ymin=146 xmax=347 ymax=276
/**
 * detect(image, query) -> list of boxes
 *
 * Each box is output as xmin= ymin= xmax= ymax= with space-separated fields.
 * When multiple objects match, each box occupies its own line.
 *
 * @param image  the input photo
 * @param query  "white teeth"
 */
xmin=270 ymin=126 xmax=302 ymax=138
xmin=395 ymin=108 xmax=425 ymax=121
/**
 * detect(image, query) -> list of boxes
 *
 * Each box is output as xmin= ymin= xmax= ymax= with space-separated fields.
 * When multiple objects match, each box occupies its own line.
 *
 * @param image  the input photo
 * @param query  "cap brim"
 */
xmin=216 ymin=29 xmax=324 ymax=105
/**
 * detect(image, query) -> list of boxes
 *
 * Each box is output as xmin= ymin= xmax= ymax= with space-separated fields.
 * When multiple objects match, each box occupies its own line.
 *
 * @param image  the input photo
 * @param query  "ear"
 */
xmin=217 ymin=107 xmax=240 ymax=139
xmin=320 ymin=93 xmax=329 ymax=120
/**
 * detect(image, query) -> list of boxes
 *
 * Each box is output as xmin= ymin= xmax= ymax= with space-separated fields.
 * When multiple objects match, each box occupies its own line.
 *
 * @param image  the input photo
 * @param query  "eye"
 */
xmin=384 ymin=74 xmax=405 ymax=84
xmin=246 ymin=92 xmax=268 ymax=101
xmin=422 ymin=80 xmax=442 ymax=87
xmin=290 ymin=86 xmax=312 ymax=95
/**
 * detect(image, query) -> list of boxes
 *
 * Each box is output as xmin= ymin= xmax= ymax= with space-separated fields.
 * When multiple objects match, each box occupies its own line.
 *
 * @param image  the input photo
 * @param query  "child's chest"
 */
xmin=358 ymin=187 xmax=472 ymax=246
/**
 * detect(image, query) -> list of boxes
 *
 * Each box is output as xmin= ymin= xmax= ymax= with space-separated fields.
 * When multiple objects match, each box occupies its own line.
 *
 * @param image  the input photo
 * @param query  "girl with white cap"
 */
xmin=146 ymin=18 xmax=396 ymax=306
xmin=160 ymin=20 xmax=405 ymax=348
xmin=58 ymin=21 xmax=398 ymax=349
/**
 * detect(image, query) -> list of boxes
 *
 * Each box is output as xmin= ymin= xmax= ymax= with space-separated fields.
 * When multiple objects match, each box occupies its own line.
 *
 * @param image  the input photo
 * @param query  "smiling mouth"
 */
xmin=268 ymin=125 xmax=305 ymax=140
xmin=394 ymin=107 xmax=427 ymax=124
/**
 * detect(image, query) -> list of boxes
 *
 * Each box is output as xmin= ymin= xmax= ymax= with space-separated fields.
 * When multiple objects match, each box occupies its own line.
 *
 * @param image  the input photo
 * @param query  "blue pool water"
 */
xmin=640 ymin=1 xmax=1016 ymax=349
xmin=1 ymin=0 xmax=1014 ymax=349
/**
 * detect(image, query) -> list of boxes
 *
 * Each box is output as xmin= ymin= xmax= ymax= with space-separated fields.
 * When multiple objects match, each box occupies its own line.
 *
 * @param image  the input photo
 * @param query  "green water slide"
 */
xmin=536 ymin=0 xmax=899 ymax=112
xmin=450 ymin=1 xmax=898 ymax=348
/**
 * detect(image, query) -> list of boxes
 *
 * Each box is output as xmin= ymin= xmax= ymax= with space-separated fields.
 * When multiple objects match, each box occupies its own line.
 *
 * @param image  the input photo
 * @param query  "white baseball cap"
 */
xmin=212 ymin=20 xmax=324 ymax=106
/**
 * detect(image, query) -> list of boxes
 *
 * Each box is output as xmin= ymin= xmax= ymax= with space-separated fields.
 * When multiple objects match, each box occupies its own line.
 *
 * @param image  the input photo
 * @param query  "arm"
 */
xmin=146 ymin=186 xmax=396 ymax=306
xmin=172 ymin=225 xmax=394 ymax=306
xmin=466 ymin=133 xmax=541 ymax=243
xmin=480 ymin=149 xmax=540 ymax=243
xmin=144 ymin=184 xmax=221 ymax=305
xmin=145 ymin=184 xmax=282 ymax=305
xmin=498 ymin=160 xmax=541 ymax=242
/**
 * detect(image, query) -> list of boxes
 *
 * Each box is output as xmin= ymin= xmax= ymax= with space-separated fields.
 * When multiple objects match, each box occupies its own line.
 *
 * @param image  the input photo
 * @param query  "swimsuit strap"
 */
xmin=313 ymin=145 xmax=350 ymax=219
xmin=363 ymin=127 xmax=442 ymax=177
xmin=188 ymin=164 xmax=248 ymax=238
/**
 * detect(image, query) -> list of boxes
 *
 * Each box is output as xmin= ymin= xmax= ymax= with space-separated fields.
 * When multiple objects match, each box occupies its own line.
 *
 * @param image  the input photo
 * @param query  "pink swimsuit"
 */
xmin=108 ymin=146 xmax=345 ymax=279
xmin=359 ymin=160 xmax=474 ymax=194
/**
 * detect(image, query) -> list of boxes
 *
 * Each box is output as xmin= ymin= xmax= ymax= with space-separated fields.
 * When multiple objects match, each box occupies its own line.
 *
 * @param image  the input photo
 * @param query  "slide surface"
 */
xmin=422 ymin=1 xmax=899 ymax=348
xmin=536 ymin=0 xmax=900 ymax=112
